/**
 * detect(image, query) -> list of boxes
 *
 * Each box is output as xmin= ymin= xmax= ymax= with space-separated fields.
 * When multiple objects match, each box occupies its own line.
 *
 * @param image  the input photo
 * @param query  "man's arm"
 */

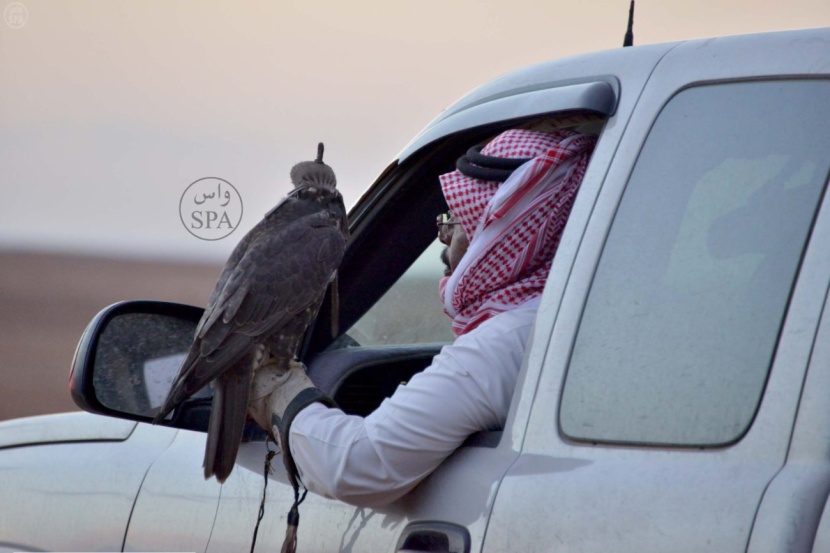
xmin=288 ymin=305 xmax=537 ymax=507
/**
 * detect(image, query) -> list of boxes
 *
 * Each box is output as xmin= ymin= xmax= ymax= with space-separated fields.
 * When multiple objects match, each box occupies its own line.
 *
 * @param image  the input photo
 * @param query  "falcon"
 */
xmin=154 ymin=143 xmax=349 ymax=482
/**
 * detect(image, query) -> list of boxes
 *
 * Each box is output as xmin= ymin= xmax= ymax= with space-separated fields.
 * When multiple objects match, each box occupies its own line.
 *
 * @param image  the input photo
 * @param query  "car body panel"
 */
xmin=210 ymin=446 xmax=405 ymax=552
xmin=0 ymin=421 xmax=176 ymax=552
xmin=0 ymin=411 xmax=135 ymax=449
xmin=123 ymin=429 xmax=222 ymax=552
xmin=748 ymin=204 xmax=830 ymax=553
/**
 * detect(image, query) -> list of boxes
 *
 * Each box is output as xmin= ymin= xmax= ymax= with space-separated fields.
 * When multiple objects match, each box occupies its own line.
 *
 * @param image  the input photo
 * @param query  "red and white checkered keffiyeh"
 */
xmin=439 ymin=128 xmax=597 ymax=335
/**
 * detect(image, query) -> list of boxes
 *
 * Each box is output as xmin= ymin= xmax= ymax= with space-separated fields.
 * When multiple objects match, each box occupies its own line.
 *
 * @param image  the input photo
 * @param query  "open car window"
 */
xmin=314 ymin=112 xmax=607 ymax=350
xmin=340 ymin=240 xmax=453 ymax=347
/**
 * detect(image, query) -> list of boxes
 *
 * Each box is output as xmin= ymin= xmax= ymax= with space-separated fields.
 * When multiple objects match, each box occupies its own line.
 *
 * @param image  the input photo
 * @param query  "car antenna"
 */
xmin=623 ymin=0 xmax=635 ymax=47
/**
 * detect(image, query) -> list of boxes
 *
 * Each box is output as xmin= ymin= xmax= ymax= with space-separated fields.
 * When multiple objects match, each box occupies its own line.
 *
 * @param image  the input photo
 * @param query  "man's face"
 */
xmin=438 ymin=213 xmax=469 ymax=276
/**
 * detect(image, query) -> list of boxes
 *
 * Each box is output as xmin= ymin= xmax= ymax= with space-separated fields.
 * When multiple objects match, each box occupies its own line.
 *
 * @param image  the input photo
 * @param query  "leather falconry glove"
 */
xmin=248 ymin=359 xmax=336 ymax=486
xmin=248 ymin=358 xmax=337 ymax=553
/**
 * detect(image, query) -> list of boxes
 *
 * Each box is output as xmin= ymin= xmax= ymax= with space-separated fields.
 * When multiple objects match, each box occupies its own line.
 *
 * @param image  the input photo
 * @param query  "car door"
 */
xmin=122 ymin=428 xmax=223 ymax=552
xmin=484 ymin=30 xmax=830 ymax=553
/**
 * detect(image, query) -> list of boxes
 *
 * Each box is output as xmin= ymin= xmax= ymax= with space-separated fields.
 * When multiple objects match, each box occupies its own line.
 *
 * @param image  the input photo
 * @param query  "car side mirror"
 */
xmin=70 ymin=300 xmax=213 ymax=432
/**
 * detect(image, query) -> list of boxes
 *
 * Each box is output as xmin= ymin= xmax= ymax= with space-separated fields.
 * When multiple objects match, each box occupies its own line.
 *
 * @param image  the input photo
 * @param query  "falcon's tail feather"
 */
xmin=152 ymin=348 xmax=204 ymax=424
xmin=203 ymin=364 xmax=254 ymax=482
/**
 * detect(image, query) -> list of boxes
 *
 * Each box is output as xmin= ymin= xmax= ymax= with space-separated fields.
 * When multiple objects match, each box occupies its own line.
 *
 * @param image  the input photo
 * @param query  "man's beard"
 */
xmin=440 ymin=247 xmax=451 ymax=276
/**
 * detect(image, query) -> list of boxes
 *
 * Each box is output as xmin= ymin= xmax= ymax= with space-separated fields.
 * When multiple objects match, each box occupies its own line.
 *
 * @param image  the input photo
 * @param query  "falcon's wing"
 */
xmin=158 ymin=211 xmax=346 ymax=415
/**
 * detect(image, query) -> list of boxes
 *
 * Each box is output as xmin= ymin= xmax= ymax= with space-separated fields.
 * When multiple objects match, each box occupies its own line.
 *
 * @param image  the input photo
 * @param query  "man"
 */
xmin=249 ymin=128 xmax=597 ymax=508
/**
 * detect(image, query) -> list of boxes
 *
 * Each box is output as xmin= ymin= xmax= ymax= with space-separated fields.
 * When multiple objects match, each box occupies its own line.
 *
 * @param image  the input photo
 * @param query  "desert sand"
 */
xmin=0 ymin=251 xmax=221 ymax=422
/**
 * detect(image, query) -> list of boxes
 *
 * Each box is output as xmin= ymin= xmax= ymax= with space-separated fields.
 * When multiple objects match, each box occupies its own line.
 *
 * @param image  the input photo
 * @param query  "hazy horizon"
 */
xmin=2 ymin=1 xmax=828 ymax=262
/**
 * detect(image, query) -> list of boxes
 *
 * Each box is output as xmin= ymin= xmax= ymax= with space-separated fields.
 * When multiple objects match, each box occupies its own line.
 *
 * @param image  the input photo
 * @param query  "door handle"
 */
xmin=396 ymin=521 xmax=471 ymax=553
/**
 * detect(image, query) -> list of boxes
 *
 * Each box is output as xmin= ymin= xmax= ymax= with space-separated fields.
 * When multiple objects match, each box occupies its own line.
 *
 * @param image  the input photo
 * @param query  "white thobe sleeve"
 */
xmin=287 ymin=304 xmax=537 ymax=507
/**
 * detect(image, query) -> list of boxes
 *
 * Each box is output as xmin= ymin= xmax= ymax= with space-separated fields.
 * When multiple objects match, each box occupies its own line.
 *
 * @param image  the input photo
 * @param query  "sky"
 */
xmin=1 ymin=0 xmax=828 ymax=262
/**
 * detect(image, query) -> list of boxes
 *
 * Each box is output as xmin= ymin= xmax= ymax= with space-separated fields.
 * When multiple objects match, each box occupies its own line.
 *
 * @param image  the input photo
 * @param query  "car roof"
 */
xmin=397 ymin=27 xmax=830 ymax=163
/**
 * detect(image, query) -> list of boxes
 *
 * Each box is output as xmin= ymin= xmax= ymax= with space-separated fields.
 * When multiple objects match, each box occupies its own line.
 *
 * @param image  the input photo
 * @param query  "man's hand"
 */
xmin=248 ymin=359 xmax=315 ymax=442
xmin=247 ymin=357 xmax=337 ymax=493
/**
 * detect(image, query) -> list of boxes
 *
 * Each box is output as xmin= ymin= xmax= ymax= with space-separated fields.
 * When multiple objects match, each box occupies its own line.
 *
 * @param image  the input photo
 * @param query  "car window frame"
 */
xmin=304 ymin=112 xmax=613 ymax=358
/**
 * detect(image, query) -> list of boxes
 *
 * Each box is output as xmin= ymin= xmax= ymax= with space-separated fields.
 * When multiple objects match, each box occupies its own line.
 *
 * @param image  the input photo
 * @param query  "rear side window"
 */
xmin=560 ymin=80 xmax=830 ymax=446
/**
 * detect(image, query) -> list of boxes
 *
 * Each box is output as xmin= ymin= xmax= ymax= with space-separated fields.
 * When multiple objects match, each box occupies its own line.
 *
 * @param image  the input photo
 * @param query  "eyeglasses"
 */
xmin=436 ymin=212 xmax=461 ymax=243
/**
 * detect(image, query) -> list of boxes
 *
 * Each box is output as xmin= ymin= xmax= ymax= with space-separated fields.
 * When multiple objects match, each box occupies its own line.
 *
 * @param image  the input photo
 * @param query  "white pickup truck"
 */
xmin=1 ymin=27 xmax=829 ymax=553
